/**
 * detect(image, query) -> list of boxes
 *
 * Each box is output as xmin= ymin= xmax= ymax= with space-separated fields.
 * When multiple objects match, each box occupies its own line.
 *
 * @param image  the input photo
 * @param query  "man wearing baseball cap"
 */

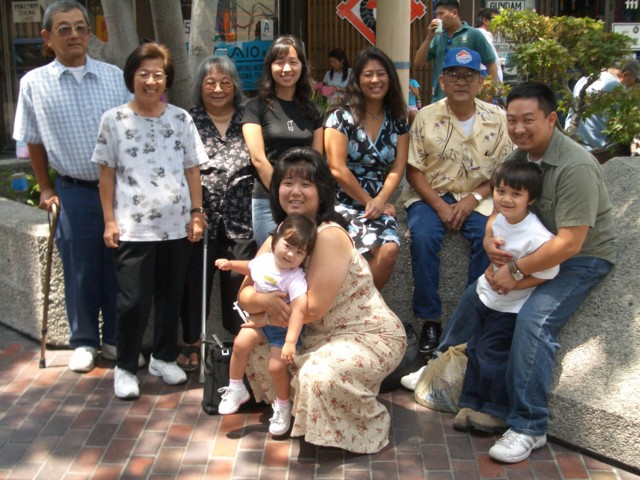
xmin=398 ymin=47 xmax=513 ymax=361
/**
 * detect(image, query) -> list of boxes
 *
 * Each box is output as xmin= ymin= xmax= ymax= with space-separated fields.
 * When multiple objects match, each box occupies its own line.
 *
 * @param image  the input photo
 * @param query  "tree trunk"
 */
xmin=90 ymin=0 xmax=139 ymax=67
xmin=188 ymin=0 xmax=217 ymax=80
xmin=150 ymin=0 xmax=191 ymax=109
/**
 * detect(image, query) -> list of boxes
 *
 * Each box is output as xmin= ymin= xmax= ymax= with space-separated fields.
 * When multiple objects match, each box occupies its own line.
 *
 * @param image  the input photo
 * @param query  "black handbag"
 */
xmin=380 ymin=323 xmax=425 ymax=392
xmin=201 ymin=335 xmax=254 ymax=415
xmin=201 ymin=337 xmax=233 ymax=415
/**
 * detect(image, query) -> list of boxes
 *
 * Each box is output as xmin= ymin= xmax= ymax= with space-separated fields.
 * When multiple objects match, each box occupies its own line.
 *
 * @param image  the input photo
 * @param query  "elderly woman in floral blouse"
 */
xmin=177 ymin=55 xmax=257 ymax=371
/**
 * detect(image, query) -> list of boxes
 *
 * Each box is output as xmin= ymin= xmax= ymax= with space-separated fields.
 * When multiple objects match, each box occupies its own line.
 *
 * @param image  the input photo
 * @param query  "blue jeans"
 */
xmin=406 ymin=195 xmax=490 ymax=319
xmin=252 ymin=197 xmax=277 ymax=247
xmin=459 ymin=293 xmax=516 ymax=420
xmin=439 ymin=256 xmax=613 ymax=435
xmin=55 ymin=176 xmax=117 ymax=349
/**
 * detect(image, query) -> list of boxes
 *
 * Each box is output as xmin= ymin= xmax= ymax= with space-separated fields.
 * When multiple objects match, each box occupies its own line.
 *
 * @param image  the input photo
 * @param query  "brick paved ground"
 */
xmin=1 ymin=323 xmax=639 ymax=480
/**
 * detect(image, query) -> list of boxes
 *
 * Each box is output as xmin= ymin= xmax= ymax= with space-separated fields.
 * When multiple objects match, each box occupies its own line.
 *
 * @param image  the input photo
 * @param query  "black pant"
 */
xmin=180 ymin=223 xmax=257 ymax=341
xmin=114 ymin=238 xmax=191 ymax=373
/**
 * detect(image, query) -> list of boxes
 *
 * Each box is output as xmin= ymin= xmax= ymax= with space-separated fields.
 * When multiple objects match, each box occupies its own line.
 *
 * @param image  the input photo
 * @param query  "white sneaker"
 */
xmin=400 ymin=365 xmax=426 ymax=391
xmin=114 ymin=367 xmax=140 ymax=399
xmin=269 ymin=401 xmax=292 ymax=436
xmin=101 ymin=343 xmax=146 ymax=367
xmin=68 ymin=346 xmax=97 ymax=373
xmin=148 ymin=355 xmax=187 ymax=385
xmin=217 ymin=384 xmax=251 ymax=415
xmin=489 ymin=428 xmax=547 ymax=463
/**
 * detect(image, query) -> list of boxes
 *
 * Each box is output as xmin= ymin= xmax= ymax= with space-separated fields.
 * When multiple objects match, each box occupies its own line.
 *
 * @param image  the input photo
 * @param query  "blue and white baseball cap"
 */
xmin=442 ymin=48 xmax=482 ymax=72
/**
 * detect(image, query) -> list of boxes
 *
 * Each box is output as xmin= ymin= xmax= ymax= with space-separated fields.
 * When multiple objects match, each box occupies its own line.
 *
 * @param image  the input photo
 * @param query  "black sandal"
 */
xmin=176 ymin=345 xmax=200 ymax=373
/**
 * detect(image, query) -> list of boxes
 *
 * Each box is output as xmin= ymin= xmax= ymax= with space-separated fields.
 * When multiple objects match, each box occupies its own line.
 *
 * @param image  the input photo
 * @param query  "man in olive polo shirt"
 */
xmin=438 ymin=82 xmax=616 ymax=463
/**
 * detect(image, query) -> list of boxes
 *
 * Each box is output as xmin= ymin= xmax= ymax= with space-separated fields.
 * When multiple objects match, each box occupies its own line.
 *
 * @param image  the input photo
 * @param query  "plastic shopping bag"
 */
xmin=414 ymin=343 xmax=467 ymax=413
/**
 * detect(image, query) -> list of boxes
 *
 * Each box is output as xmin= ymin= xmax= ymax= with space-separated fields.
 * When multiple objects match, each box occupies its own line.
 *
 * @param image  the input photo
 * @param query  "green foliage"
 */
xmin=311 ymin=88 xmax=328 ymax=114
xmin=0 ymin=169 xmax=56 ymax=206
xmin=492 ymin=9 xmax=637 ymax=149
xmin=478 ymin=76 xmax=511 ymax=109
xmin=583 ymin=85 xmax=640 ymax=147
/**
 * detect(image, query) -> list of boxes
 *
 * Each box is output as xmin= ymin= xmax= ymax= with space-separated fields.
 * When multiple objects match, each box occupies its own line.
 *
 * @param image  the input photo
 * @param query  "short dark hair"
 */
xmin=476 ymin=7 xmax=499 ymax=28
xmin=43 ymin=0 xmax=89 ymax=31
xmin=506 ymin=81 xmax=557 ymax=116
xmin=343 ymin=46 xmax=407 ymax=125
xmin=123 ymin=42 xmax=174 ymax=93
xmin=269 ymin=147 xmax=348 ymax=229
xmin=191 ymin=55 xmax=244 ymax=109
xmin=272 ymin=214 xmax=317 ymax=254
xmin=490 ymin=161 xmax=543 ymax=202
xmin=436 ymin=0 xmax=460 ymax=11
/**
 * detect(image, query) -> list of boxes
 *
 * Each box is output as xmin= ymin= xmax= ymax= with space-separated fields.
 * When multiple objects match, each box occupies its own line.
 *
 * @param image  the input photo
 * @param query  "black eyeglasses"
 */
xmin=56 ymin=24 xmax=90 ymax=38
xmin=443 ymin=70 xmax=478 ymax=83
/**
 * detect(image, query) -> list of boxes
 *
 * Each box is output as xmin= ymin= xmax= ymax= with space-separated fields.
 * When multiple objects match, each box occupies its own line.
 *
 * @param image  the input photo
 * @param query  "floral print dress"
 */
xmin=246 ymin=223 xmax=406 ymax=453
xmin=325 ymin=108 xmax=409 ymax=256
xmin=189 ymin=106 xmax=254 ymax=240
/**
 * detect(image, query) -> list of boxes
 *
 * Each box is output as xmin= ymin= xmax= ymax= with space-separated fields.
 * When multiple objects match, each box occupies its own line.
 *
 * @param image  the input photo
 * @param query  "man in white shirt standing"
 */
xmin=13 ymin=0 xmax=132 ymax=373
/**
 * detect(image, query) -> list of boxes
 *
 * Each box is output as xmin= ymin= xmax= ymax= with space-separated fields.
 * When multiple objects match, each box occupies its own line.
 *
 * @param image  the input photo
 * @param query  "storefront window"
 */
xmin=185 ymin=0 xmax=279 ymax=91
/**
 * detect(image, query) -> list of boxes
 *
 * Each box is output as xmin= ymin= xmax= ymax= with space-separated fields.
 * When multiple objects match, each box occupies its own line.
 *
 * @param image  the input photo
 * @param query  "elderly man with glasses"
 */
xmin=398 ymin=48 xmax=513 ymax=362
xmin=13 ymin=0 xmax=132 ymax=373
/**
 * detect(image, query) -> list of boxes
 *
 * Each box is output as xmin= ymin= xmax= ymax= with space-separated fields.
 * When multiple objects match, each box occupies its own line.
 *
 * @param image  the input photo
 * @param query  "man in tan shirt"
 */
xmin=399 ymin=47 xmax=513 ymax=356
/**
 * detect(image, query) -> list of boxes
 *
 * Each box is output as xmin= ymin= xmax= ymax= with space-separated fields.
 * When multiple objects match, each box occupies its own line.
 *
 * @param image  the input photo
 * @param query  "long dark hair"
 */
xmin=328 ymin=48 xmax=350 ymax=83
xmin=269 ymin=148 xmax=348 ymax=229
xmin=257 ymin=35 xmax=316 ymax=118
xmin=343 ymin=47 xmax=407 ymax=126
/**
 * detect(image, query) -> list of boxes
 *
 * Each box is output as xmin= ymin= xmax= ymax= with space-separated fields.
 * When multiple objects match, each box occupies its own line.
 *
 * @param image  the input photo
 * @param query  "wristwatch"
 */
xmin=471 ymin=191 xmax=483 ymax=203
xmin=508 ymin=260 xmax=525 ymax=281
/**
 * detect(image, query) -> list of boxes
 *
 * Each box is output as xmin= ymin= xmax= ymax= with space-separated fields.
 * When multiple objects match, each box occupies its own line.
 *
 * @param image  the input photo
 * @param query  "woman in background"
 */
xmin=322 ymin=48 xmax=352 ymax=106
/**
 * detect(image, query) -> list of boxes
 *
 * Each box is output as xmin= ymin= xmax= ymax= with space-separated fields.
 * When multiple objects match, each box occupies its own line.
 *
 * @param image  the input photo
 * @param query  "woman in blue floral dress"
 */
xmin=325 ymin=47 xmax=409 ymax=289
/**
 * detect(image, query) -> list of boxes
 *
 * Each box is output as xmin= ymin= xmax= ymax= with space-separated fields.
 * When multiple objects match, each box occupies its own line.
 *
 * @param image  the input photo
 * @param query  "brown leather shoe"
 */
xmin=467 ymin=410 xmax=508 ymax=433
xmin=453 ymin=407 xmax=475 ymax=432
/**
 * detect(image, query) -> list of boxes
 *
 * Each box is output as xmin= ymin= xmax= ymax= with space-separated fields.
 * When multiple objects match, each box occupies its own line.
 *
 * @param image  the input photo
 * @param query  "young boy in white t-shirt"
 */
xmin=454 ymin=161 xmax=559 ymax=433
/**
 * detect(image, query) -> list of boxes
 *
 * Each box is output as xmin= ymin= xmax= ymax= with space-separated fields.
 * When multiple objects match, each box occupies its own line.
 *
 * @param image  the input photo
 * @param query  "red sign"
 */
xmin=336 ymin=0 xmax=427 ymax=45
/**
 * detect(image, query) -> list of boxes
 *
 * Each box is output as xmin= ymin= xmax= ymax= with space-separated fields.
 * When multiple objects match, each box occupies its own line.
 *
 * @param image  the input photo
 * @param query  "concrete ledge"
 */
xmin=0 ymin=198 xmax=67 ymax=345
xmin=548 ymin=157 xmax=640 ymax=468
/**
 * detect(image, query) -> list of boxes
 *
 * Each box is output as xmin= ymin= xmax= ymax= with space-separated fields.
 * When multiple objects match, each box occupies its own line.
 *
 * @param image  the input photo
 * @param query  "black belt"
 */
xmin=60 ymin=175 xmax=99 ymax=188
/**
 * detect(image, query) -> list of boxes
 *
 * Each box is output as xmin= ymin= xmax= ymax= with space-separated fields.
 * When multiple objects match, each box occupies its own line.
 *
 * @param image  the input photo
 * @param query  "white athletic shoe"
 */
xmin=400 ymin=365 xmax=426 ymax=391
xmin=489 ymin=429 xmax=547 ymax=463
xmin=114 ymin=367 xmax=140 ymax=399
xmin=269 ymin=401 xmax=292 ymax=436
xmin=68 ymin=346 xmax=97 ymax=373
xmin=148 ymin=355 xmax=187 ymax=385
xmin=217 ymin=384 xmax=251 ymax=415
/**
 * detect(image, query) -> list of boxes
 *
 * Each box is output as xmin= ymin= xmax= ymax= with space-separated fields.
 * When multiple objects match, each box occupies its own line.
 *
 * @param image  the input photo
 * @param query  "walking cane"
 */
xmin=199 ymin=228 xmax=209 ymax=384
xmin=40 ymin=202 xmax=59 ymax=368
